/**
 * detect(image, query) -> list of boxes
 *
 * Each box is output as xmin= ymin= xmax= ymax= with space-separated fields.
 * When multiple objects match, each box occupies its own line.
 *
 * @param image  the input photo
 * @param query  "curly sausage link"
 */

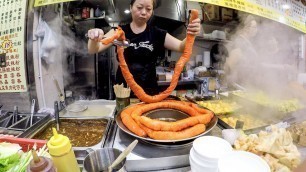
xmin=139 ymin=114 xmax=213 ymax=132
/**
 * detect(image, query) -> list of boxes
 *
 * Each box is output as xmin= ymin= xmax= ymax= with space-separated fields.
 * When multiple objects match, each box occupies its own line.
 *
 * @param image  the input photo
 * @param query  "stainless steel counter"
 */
xmin=104 ymin=118 xmax=222 ymax=172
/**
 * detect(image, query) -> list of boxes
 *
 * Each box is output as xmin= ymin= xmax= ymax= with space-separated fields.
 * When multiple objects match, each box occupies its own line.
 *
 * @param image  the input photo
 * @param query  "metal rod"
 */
xmin=30 ymin=99 xmax=35 ymax=126
xmin=54 ymin=101 xmax=60 ymax=131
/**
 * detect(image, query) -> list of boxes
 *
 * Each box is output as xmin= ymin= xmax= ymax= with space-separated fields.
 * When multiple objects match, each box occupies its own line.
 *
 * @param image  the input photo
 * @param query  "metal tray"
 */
xmin=217 ymin=112 xmax=274 ymax=134
xmin=230 ymin=91 xmax=302 ymax=115
xmin=116 ymin=107 xmax=218 ymax=143
xmin=21 ymin=117 xmax=111 ymax=149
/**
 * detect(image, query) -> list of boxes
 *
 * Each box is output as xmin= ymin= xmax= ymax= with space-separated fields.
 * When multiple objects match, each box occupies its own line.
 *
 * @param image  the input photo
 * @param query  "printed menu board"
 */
xmin=189 ymin=0 xmax=306 ymax=33
xmin=0 ymin=0 xmax=27 ymax=92
xmin=34 ymin=0 xmax=76 ymax=7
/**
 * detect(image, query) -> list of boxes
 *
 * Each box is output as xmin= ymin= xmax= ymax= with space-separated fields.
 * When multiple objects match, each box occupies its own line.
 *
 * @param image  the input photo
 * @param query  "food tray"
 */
xmin=0 ymin=136 xmax=46 ymax=152
xmin=217 ymin=112 xmax=276 ymax=134
xmin=21 ymin=117 xmax=111 ymax=148
xmin=230 ymin=91 xmax=303 ymax=114
xmin=196 ymin=99 xmax=241 ymax=115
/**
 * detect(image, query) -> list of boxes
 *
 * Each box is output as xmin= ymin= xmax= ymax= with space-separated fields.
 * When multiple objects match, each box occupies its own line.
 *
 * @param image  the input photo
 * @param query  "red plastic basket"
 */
xmin=0 ymin=137 xmax=47 ymax=152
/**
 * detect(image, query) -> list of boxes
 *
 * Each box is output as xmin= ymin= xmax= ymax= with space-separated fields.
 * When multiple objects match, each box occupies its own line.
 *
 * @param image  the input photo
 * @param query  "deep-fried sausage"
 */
xmin=120 ymin=104 xmax=147 ymax=137
xmin=139 ymin=113 xmax=213 ymax=132
xmin=140 ymin=123 xmax=206 ymax=140
xmin=102 ymin=10 xmax=199 ymax=103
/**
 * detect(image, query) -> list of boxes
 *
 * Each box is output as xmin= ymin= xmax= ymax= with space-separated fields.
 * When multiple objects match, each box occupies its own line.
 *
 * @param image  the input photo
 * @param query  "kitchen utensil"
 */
xmin=115 ymin=105 xmax=218 ymax=143
xmin=231 ymin=82 xmax=246 ymax=91
xmin=30 ymin=99 xmax=35 ymax=126
xmin=52 ymin=76 xmax=66 ymax=109
xmin=185 ymin=95 xmax=214 ymax=111
xmin=54 ymin=101 xmax=59 ymax=131
xmin=83 ymin=148 xmax=126 ymax=172
xmin=108 ymin=139 xmax=138 ymax=172
xmin=85 ymin=34 xmax=130 ymax=48
xmin=235 ymin=120 xmax=244 ymax=129
xmin=13 ymin=105 xmax=18 ymax=124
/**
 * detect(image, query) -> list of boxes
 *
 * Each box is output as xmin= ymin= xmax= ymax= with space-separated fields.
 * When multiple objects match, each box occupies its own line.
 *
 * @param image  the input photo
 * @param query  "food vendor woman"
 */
xmin=87 ymin=0 xmax=201 ymax=95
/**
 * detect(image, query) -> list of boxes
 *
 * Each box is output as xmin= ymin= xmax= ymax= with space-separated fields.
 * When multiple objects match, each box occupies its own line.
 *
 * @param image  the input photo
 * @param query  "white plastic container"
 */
xmin=218 ymin=151 xmax=270 ymax=172
xmin=195 ymin=55 xmax=203 ymax=67
xmin=203 ymin=51 xmax=211 ymax=67
xmin=189 ymin=136 xmax=233 ymax=172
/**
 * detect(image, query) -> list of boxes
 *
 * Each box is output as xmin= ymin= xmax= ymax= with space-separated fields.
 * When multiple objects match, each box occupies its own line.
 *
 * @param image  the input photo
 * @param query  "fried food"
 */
xmin=234 ymin=126 xmax=301 ymax=171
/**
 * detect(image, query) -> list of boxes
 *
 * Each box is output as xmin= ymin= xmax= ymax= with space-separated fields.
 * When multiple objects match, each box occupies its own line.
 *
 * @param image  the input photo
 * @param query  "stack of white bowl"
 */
xmin=189 ymin=136 xmax=233 ymax=172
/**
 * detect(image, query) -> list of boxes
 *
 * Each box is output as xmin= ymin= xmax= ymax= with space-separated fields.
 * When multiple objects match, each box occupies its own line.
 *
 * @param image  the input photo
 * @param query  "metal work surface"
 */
xmin=108 ymin=121 xmax=223 ymax=172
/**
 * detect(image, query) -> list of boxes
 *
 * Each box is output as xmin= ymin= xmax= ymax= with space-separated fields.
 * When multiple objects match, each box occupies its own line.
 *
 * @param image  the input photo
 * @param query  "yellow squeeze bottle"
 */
xmin=47 ymin=128 xmax=80 ymax=172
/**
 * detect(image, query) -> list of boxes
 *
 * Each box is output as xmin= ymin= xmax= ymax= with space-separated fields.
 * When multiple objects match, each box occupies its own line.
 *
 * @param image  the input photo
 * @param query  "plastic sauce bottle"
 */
xmin=47 ymin=128 xmax=80 ymax=172
xmin=27 ymin=150 xmax=56 ymax=172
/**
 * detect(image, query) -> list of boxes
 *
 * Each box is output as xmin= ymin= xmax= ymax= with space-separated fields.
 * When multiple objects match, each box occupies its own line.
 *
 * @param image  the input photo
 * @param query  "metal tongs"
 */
xmin=85 ymin=28 xmax=130 ymax=48
xmin=54 ymin=101 xmax=60 ymax=131
xmin=30 ymin=99 xmax=35 ymax=126
xmin=112 ymin=39 xmax=130 ymax=47
xmin=13 ymin=106 xmax=18 ymax=124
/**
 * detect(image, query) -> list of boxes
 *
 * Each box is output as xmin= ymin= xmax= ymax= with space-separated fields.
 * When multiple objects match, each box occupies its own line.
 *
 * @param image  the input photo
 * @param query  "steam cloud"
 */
xmin=225 ymin=13 xmax=303 ymax=101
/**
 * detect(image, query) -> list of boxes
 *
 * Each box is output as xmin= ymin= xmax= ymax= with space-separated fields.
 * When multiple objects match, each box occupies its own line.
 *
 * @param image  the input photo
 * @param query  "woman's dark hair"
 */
xmin=130 ymin=0 xmax=156 ymax=8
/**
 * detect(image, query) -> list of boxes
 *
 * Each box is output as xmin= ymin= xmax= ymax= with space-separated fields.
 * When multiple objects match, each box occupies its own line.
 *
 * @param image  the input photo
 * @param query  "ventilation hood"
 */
xmin=105 ymin=0 xmax=187 ymax=32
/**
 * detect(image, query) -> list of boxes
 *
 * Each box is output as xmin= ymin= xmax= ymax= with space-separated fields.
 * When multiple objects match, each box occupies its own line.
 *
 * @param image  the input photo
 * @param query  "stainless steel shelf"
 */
xmin=157 ymin=79 xmax=197 ymax=86
xmin=195 ymin=36 xmax=231 ymax=43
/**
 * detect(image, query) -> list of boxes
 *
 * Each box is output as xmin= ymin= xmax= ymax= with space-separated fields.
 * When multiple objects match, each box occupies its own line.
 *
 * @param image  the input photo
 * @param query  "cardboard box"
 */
xmin=202 ymin=4 xmax=220 ymax=21
xmin=157 ymin=74 xmax=166 ymax=81
xmin=221 ymin=7 xmax=233 ymax=22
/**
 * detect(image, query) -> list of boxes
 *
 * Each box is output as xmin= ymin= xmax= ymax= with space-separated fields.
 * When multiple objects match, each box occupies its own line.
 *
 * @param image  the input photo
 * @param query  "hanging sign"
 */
xmin=0 ymin=0 xmax=28 ymax=92
xmin=34 ymin=0 xmax=76 ymax=7
xmin=188 ymin=0 xmax=306 ymax=33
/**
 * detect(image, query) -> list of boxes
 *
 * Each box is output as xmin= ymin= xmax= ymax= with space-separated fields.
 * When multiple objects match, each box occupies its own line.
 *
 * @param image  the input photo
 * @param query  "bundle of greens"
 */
xmin=0 ymin=142 xmax=21 ymax=172
xmin=0 ymin=142 xmax=50 ymax=172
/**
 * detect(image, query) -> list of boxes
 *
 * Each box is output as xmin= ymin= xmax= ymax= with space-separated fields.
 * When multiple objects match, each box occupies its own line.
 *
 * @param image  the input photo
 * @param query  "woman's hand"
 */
xmin=187 ymin=18 xmax=201 ymax=35
xmin=87 ymin=28 xmax=104 ymax=42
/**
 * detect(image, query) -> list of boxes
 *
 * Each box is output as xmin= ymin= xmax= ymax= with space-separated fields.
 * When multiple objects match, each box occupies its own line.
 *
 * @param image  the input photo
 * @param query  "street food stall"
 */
xmin=0 ymin=0 xmax=306 ymax=172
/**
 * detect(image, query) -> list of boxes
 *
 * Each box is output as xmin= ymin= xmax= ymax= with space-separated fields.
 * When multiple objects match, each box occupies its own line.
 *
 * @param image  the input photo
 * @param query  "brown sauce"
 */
xmin=34 ymin=119 xmax=108 ymax=147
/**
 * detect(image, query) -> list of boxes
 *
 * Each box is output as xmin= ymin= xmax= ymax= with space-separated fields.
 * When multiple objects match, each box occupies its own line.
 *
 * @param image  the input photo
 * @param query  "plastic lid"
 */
xmin=47 ymin=128 xmax=71 ymax=156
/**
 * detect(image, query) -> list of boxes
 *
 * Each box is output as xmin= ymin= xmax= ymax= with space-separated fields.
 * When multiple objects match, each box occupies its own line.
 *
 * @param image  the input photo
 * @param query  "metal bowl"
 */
xmin=116 ymin=107 xmax=218 ymax=143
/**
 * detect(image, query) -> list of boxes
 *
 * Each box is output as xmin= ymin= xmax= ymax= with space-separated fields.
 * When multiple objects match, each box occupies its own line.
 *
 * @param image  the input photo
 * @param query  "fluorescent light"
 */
xmin=108 ymin=17 xmax=112 ymax=21
xmin=281 ymin=4 xmax=290 ymax=9
xmin=124 ymin=9 xmax=130 ymax=14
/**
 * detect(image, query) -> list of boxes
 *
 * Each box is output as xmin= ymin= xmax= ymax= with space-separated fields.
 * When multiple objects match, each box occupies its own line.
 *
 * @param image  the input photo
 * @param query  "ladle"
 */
xmin=107 ymin=139 xmax=138 ymax=172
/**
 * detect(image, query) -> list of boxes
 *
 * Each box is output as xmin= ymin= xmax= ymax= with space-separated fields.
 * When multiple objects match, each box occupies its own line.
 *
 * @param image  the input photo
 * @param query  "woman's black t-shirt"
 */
xmin=115 ymin=24 xmax=167 ymax=95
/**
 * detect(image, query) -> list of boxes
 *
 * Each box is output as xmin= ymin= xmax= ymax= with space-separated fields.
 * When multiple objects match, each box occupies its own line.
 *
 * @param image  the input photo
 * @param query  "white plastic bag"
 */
xmin=35 ymin=20 xmax=58 ymax=64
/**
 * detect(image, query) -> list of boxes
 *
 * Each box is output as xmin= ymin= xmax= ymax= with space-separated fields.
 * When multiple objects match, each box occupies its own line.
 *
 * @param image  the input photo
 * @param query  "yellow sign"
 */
xmin=34 ymin=0 xmax=76 ymax=7
xmin=188 ymin=0 xmax=306 ymax=33
xmin=0 ymin=0 xmax=28 ymax=92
